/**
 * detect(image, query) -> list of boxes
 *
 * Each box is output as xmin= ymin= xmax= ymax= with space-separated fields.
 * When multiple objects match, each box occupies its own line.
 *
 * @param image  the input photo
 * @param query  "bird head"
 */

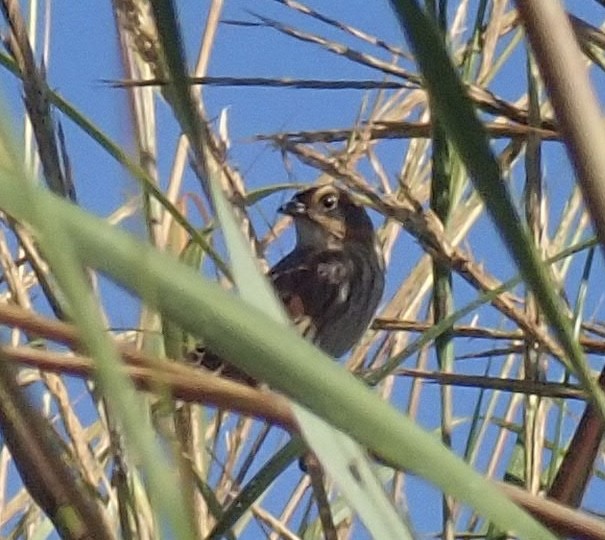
xmin=279 ymin=185 xmax=375 ymax=250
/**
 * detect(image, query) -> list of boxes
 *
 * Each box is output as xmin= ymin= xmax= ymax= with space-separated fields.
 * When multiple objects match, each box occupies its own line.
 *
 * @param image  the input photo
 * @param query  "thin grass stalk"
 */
xmin=515 ymin=1 xmax=605 ymax=256
xmin=0 ymin=355 xmax=114 ymax=539
xmin=429 ymin=54 xmax=457 ymax=540
xmin=522 ymin=51 xmax=546 ymax=496
xmin=548 ymin=246 xmax=603 ymax=507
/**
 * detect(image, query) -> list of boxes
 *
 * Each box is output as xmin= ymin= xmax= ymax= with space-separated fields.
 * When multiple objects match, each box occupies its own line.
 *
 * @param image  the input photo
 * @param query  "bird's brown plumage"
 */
xmin=191 ymin=184 xmax=385 ymax=379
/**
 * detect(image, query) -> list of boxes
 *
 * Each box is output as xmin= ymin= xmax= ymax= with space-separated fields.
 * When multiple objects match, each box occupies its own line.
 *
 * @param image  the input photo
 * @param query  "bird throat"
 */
xmin=295 ymin=220 xmax=345 ymax=250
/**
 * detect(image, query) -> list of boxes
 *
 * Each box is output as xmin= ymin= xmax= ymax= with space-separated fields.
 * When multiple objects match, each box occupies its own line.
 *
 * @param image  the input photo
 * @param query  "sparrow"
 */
xmin=192 ymin=184 xmax=385 ymax=378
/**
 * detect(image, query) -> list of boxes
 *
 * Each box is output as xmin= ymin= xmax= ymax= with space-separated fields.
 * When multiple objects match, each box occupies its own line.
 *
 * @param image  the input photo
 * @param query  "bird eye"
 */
xmin=320 ymin=193 xmax=338 ymax=211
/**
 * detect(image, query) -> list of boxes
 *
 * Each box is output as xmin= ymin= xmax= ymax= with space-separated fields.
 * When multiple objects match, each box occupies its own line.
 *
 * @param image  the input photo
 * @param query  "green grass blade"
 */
xmin=0 ymin=179 xmax=557 ymax=539
xmin=388 ymin=0 xmax=605 ymax=421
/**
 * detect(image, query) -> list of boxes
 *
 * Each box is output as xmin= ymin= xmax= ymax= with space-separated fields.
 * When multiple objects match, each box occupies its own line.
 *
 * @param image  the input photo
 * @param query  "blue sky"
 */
xmin=3 ymin=1 xmax=605 ymax=538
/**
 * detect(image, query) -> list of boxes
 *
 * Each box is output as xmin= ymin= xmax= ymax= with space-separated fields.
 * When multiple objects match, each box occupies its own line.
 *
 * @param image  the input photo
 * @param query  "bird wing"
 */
xmin=269 ymin=248 xmax=352 ymax=340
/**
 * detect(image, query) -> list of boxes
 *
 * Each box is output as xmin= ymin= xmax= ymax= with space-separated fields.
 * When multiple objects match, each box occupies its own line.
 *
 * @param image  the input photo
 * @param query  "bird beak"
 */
xmin=278 ymin=200 xmax=307 ymax=217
